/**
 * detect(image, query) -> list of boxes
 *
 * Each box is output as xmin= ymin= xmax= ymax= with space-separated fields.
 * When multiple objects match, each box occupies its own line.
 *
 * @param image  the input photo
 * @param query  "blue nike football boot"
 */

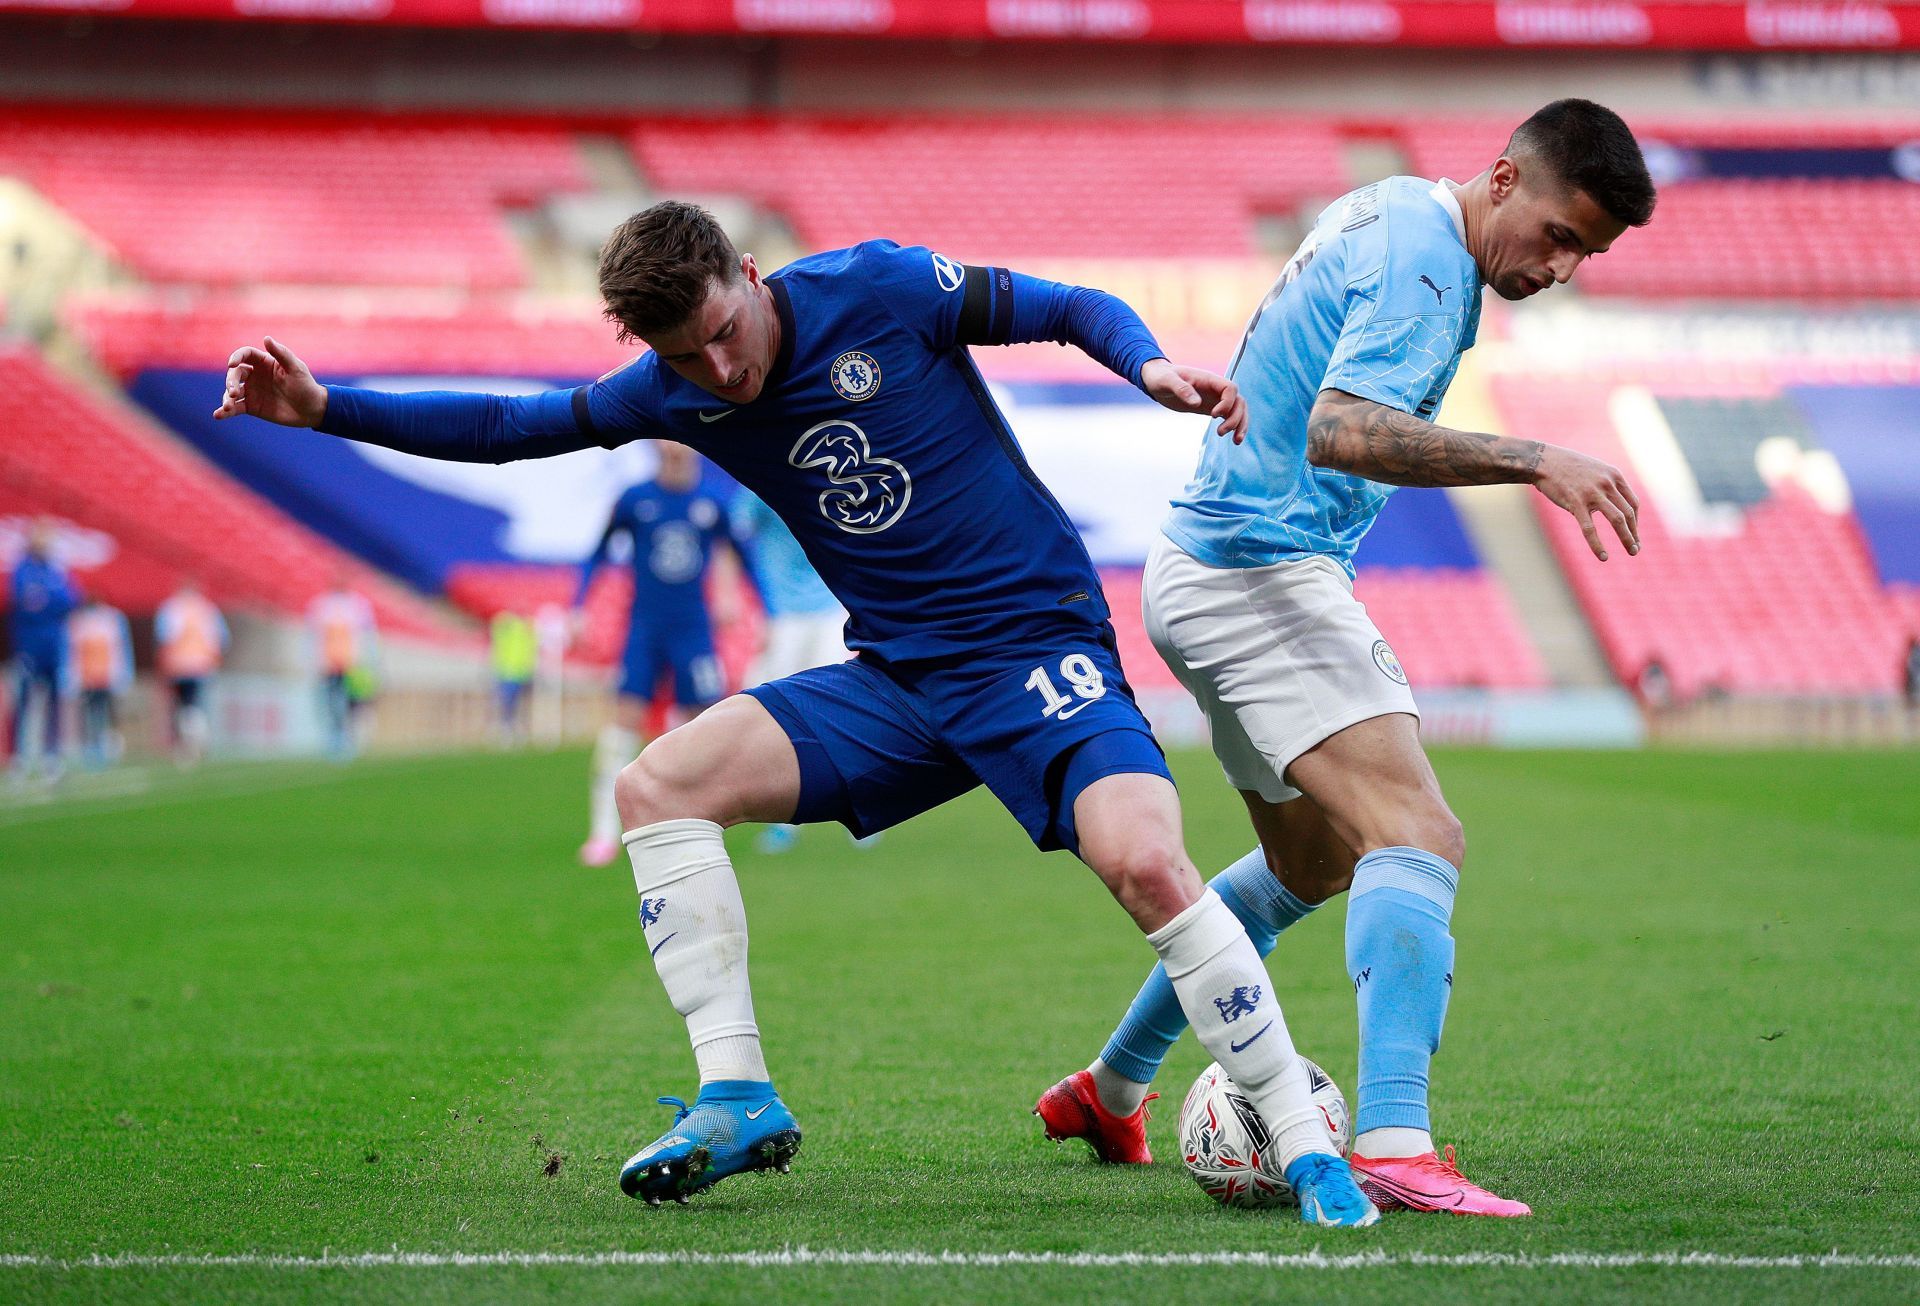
xmin=619 ymin=1079 xmax=802 ymax=1205
xmin=1285 ymin=1152 xmax=1383 ymax=1227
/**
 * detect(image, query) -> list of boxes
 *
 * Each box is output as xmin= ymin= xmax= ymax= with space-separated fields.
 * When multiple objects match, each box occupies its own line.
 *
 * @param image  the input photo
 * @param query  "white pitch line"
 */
xmin=2 ymin=1250 xmax=1916 ymax=1272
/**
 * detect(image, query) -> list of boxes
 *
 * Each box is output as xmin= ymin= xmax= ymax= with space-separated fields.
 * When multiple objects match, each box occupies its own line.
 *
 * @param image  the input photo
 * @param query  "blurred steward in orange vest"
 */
xmin=68 ymin=597 xmax=132 ymax=770
xmin=156 ymin=579 xmax=228 ymax=767
xmin=307 ymin=577 xmax=375 ymax=760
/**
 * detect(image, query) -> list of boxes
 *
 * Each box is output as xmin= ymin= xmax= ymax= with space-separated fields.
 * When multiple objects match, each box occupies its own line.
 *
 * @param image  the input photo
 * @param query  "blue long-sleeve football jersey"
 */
xmin=575 ymin=473 xmax=739 ymax=631
xmin=8 ymin=555 xmax=80 ymax=662
xmin=321 ymin=241 xmax=1167 ymax=668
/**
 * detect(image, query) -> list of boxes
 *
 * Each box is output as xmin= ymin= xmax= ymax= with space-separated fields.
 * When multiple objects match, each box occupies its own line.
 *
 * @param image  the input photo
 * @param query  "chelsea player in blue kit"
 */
xmin=1039 ymin=101 xmax=1654 ymax=1217
xmin=214 ymin=202 xmax=1380 ymax=1225
xmin=575 ymin=441 xmax=748 ymax=868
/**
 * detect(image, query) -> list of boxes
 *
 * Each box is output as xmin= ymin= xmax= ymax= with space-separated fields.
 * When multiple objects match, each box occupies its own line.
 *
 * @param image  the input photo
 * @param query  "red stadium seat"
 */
xmin=1493 ymin=373 xmax=1909 ymax=696
xmin=1397 ymin=115 xmax=1920 ymax=300
xmin=629 ymin=113 xmax=1349 ymax=261
xmin=0 ymin=344 xmax=472 ymax=644
xmin=0 ymin=107 xmax=586 ymax=289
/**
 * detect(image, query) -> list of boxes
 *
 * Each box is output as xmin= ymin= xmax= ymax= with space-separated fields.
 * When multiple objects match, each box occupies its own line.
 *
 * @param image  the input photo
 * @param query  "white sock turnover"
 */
xmin=1147 ymin=891 xmax=1329 ymax=1170
xmin=1355 ymin=1126 xmax=1435 ymax=1159
xmin=1088 ymin=1058 xmax=1151 ymax=1118
xmin=624 ymin=818 xmax=770 ymax=1085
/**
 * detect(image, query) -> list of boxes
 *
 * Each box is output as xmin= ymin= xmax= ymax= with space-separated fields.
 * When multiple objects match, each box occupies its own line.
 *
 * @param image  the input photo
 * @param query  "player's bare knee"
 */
xmin=613 ymin=753 xmax=675 ymax=829
xmin=1395 ymin=808 xmax=1464 ymax=869
xmin=1102 ymin=843 xmax=1200 ymax=928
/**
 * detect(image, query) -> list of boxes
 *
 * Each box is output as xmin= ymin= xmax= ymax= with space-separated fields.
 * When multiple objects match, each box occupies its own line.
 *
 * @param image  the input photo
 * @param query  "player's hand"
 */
xmin=212 ymin=337 xmax=327 ymax=427
xmin=1533 ymin=444 xmax=1640 ymax=562
xmin=1141 ymin=359 xmax=1248 ymax=444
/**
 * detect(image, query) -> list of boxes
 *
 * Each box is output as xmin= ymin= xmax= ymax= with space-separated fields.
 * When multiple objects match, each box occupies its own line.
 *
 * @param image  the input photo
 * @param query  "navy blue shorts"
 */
xmin=619 ymin=622 xmax=723 ymax=707
xmin=746 ymin=634 xmax=1170 ymax=855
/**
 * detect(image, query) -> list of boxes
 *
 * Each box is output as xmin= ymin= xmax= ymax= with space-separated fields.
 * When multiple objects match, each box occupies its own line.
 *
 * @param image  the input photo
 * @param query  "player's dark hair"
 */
xmin=1506 ymin=99 xmax=1656 ymax=228
xmin=598 ymin=201 xmax=744 ymax=342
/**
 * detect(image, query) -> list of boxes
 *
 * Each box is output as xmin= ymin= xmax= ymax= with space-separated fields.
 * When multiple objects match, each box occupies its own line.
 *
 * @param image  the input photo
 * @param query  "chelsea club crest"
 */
xmin=830 ymin=351 xmax=882 ymax=403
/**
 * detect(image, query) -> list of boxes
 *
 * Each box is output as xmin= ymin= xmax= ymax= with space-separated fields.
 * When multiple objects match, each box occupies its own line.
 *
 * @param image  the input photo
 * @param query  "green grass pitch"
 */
xmin=2 ymin=746 xmax=1916 ymax=1304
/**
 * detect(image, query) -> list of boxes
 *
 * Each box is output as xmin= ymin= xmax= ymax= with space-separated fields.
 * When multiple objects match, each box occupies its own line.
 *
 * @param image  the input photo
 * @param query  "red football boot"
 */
xmin=1033 ymin=1070 xmax=1158 ymax=1165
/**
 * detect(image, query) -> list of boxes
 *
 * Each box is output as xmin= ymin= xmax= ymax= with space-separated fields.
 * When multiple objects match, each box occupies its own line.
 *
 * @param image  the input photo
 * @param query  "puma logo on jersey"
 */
xmin=1419 ymin=275 xmax=1451 ymax=305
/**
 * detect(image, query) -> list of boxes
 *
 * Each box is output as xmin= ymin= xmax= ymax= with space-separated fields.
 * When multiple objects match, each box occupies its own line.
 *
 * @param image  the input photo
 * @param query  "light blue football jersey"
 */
xmin=731 ymin=489 xmax=839 ymax=617
xmin=1164 ymin=176 xmax=1482 ymax=575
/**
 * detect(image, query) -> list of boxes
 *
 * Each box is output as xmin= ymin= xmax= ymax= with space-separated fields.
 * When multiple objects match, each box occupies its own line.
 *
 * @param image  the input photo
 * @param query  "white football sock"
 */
xmin=1088 ymin=1058 xmax=1150 ymax=1117
xmin=1355 ymin=1126 xmax=1435 ymax=1159
xmin=590 ymin=724 xmax=640 ymax=843
xmin=624 ymin=818 xmax=769 ymax=1085
xmin=1148 ymin=891 xmax=1329 ymax=1170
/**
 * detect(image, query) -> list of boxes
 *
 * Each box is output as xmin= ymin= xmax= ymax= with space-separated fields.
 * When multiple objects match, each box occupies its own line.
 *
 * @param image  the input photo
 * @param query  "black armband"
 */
xmin=956 ymin=265 xmax=1015 ymax=346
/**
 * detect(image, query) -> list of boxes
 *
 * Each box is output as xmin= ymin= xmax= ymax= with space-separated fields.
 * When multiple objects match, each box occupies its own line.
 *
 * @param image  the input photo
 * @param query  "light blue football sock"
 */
xmin=1346 ymin=846 xmax=1459 ymax=1136
xmin=1096 ymin=848 xmax=1319 ymax=1087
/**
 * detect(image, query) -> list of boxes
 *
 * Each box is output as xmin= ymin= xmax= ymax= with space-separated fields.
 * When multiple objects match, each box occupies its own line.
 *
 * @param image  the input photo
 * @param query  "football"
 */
xmin=1178 ymin=1057 xmax=1351 ymax=1209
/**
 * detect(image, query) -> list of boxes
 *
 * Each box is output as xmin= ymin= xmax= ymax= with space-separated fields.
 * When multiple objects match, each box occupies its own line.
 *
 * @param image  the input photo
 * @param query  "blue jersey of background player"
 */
xmin=214 ymin=202 xmax=1380 ymax=1227
xmin=573 ymin=440 xmax=747 ymax=866
xmin=578 ymin=449 xmax=737 ymax=693
xmin=8 ymin=521 xmax=80 ymax=779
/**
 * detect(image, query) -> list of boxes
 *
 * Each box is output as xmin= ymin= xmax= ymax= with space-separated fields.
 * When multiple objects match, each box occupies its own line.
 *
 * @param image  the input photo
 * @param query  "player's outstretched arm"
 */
xmin=1307 ymin=387 xmax=1640 ymax=561
xmin=213 ymin=336 xmax=630 ymax=465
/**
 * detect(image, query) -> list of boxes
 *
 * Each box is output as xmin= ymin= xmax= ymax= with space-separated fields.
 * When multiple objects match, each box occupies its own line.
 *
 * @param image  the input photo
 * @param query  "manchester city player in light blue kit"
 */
xmin=1038 ymin=101 xmax=1654 ymax=1217
xmin=213 ymin=203 xmax=1381 ymax=1225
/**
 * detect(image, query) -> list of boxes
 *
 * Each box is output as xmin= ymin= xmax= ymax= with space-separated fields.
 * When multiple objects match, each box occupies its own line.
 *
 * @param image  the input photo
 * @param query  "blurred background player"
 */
xmin=490 ymin=608 xmax=537 ymax=748
xmin=574 ymin=440 xmax=751 ymax=868
xmin=155 ymin=579 xmax=228 ymax=767
xmin=7 ymin=521 xmax=79 ymax=785
xmin=1041 ymin=100 xmax=1652 ymax=1217
xmin=308 ymin=576 xmax=376 ymax=760
xmin=729 ymin=487 xmax=856 ymax=854
xmin=69 ymin=596 xmax=132 ymax=770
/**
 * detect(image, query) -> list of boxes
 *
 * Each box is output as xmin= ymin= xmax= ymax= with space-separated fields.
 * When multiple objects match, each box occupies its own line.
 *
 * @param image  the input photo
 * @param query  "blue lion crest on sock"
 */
xmin=640 ymin=897 xmax=667 ymax=928
xmin=1213 ymin=985 xmax=1262 ymax=1023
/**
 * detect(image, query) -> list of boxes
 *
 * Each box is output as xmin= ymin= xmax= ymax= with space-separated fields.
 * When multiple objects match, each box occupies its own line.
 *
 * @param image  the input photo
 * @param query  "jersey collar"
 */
xmin=1430 ymin=179 xmax=1468 ymax=246
xmin=765 ymin=276 xmax=798 ymax=393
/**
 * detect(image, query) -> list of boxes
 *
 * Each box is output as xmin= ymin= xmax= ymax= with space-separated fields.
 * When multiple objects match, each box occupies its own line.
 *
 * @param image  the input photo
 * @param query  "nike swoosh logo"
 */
xmin=648 ymin=931 xmax=677 ymax=958
xmin=744 ymin=1103 xmax=772 ymax=1120
xmin=1229 ymin=1021 xmax=1273 ymax=1054
xmin=698 ymin=409 xmax=734 ymax=423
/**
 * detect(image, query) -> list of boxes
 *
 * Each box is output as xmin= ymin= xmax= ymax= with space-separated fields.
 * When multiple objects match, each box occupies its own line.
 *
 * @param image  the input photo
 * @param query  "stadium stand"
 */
xmin=0 ymin=107 xmax=586 ymax=289
xmin=0 ymin=344 xmax=469 ymax=642
xmin=68 ymin=292 xmax=633 ymax=381
xmin=1495 ymin=372 xmax=1912 ymax=696
xmin=629 ymin=114 xmax=1349 ymax=260
xmin=1399 ymin=115 xmax=1920 ymax=299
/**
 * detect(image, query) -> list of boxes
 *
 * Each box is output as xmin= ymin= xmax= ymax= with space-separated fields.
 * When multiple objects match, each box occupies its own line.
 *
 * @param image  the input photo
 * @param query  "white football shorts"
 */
xmin=749 ymin=610 xmax=850 ymax=686
xmin=1142 ymin=533 xmax=1418 ymax=804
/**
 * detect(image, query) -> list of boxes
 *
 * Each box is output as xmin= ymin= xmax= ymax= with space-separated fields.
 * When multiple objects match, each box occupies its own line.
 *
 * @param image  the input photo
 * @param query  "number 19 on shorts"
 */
xmin=1025 ymin=653 xmax=1107 ymax=721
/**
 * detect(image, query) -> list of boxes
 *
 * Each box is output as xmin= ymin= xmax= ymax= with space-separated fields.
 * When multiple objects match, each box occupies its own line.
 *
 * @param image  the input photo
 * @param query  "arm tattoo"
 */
xmin=1306 ymin=390 xmax=1545 ymax=488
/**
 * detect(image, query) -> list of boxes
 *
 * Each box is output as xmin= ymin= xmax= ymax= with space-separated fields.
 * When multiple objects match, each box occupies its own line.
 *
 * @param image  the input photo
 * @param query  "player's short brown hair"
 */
xmin=598 ymin=201 xmax=743 ymax=342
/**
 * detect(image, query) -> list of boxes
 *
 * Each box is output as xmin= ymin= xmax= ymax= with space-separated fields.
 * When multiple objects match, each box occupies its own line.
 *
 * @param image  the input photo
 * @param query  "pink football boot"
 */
xmin=1033 ymin=1071 xmax=1159 ymax=1165
xmin=1351 ymin=1145 xmax=1532 ymax=1217
xmin=577 ymin=836 xmax=621 ymax=868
